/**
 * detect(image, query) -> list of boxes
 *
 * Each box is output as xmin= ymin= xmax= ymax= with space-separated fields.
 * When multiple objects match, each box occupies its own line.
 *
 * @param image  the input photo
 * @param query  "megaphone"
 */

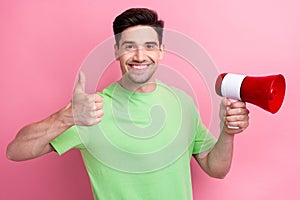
xmin=215 ymin=73 xmax=286 ymax=114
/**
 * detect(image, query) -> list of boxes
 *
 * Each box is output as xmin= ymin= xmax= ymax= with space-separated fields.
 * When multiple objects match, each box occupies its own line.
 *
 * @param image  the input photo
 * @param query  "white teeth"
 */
xmin=132 ymin=65 xmax=147 ymax=69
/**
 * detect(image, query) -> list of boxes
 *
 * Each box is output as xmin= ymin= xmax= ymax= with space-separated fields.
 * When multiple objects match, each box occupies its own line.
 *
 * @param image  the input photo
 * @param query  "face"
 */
xmin=115 ymin=25 xmax=164 ymax=84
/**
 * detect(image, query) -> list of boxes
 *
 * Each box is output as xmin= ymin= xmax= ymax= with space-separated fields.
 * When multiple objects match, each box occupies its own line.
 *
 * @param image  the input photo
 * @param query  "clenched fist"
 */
xmin=71 ymin=71 xmax=104 ymax=126
xmin=219 ymin=98 xmax=249 ymax=134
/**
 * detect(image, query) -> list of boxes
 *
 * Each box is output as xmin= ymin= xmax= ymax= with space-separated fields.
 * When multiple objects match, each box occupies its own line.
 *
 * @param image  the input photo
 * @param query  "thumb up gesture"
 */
xmin=72 ymin=71 xmax=104 ymax=126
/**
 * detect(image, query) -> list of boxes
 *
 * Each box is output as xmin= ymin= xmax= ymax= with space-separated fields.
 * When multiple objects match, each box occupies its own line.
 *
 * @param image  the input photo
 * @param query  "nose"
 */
xmin=132 ymin=48 xmax=147 ymax=62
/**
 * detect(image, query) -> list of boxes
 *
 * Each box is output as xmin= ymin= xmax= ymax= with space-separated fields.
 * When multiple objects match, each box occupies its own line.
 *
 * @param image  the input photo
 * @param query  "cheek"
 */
xmin=119 ymin=51 xmax=134 ymax=60
xmin=148 ymin=52 xmax=162 ymax=62
xmin=118 ymin=54 xmax=130 ymax=64
xmin=118 ymin=55 xmax=132 ymax=73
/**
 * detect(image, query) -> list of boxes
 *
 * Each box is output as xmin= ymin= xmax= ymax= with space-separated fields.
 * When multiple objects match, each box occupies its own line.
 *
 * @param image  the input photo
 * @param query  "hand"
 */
xmin=219 ymin=98 xmax=249 ymax=134
xmin=71 ymin=71 xmax=104 ymax=126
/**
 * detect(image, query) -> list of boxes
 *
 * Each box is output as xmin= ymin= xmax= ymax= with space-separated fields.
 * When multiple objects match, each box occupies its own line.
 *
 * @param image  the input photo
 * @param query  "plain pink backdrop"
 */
xmin=1 ymin=0 xmax=299 ymax=199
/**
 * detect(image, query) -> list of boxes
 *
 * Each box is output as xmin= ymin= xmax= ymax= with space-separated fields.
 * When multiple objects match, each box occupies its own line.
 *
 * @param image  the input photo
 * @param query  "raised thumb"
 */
xmin=74 ymin=71 xmax=86 ymax=94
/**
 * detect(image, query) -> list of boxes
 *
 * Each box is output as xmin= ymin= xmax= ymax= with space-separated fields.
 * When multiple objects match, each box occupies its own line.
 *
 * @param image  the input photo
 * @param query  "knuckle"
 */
xmin=95 ymin=94 xmax=103 ymax=101
xmin=225 ymin=116 xmax=230 ymax=122
xmin=95 ymin=110 xmax=104 ymax=118
xmin=240 ymin=115 xmax=246 ymax=121
xmin=238 ymin=108 xmax=243 ymax=114
xmin=99 ymin=110 xmax=104 ymax=117
xmin=95 ymin=103 xmax=103 ymax=110
xmin=225 ymin=109 xmax=231 ymax=116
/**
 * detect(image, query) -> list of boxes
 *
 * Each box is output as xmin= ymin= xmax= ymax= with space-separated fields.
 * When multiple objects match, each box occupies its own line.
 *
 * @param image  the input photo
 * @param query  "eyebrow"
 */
xmin=145 ymin=41 xmax=159 ymax=46
xmin=121 ymin=41 xmax=135 ymax=46
xmin=120 ymin=41 xmax=159 ymax=46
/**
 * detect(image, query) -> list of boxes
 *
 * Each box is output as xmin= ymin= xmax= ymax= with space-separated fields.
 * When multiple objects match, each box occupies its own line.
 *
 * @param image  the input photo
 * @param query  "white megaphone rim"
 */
xmin=220 ymin=73 xmax=247 ymax=100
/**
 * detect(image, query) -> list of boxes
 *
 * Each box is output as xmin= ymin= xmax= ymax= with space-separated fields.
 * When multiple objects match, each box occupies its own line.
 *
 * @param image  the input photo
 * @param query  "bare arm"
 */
xmin=6 ymin=104 xmax=74 ymax=161
xmin=6 ymin=72 xmax=104 ymax=161
xmin=194 ymin=98 xmax=249 ymax=178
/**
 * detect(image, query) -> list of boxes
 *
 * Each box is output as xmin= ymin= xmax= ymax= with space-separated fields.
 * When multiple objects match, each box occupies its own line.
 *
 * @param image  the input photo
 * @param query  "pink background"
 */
xmin=1 ymin=0 xmax=299 ymax=199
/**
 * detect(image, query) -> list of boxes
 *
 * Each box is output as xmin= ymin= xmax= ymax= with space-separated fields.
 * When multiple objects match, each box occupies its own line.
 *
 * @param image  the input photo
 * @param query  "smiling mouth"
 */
xmin=128 ymin=63 xmax=152 ymax=70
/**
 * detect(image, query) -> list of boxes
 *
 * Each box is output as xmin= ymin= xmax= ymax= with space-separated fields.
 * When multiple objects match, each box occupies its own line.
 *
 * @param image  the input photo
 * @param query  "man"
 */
xmin=7 ymin=8 xmax=249 ymax=199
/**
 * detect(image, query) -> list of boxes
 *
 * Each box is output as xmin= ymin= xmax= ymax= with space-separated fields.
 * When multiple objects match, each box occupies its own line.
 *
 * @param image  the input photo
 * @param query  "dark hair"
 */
xmin=113 ymin=8 xmax=164 ymax=47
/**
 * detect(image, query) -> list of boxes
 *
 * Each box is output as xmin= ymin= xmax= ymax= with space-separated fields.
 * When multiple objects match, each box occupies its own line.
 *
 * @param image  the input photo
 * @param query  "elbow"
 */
xmin=207 ymin=161 xmax=231 ymax=179
xmin=205 ymin=163 xmax=230 ymax=179
xmin=208 ymin=169 xmax=230 ymax=179
xmin=210 ymin=172 xmax=228 ymax=179
xmin=6 ymin=143 xmax=22 ymax=162
xmin=6 ymin=144 xmax=15 ymax=161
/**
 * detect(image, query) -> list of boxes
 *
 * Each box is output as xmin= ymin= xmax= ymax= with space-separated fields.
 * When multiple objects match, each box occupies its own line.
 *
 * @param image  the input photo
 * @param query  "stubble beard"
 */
xmin=126 ymin=65 xmax=156 ymax=85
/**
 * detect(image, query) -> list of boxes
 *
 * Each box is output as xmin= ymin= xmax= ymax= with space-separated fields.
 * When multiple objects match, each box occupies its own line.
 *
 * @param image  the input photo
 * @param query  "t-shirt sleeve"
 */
xmin=192 ymin=116 xmax=217 ymax=155
xmin=50 ymin=126 xmax=84 ymax=155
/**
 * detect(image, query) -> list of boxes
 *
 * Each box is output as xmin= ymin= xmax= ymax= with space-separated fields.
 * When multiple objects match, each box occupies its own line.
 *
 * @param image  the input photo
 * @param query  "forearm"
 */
xmin=195 ymin=98 xmax=249 ymax=178
xmin=205 ymin=128 xmax=235 ymax=178
xmin=6 ymin=103 xmax=74 ymax=161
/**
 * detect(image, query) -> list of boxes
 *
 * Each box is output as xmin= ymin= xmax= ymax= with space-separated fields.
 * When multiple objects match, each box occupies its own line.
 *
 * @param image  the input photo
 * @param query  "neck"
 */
xmin=118 ymin=77 xmax=157 ymax=93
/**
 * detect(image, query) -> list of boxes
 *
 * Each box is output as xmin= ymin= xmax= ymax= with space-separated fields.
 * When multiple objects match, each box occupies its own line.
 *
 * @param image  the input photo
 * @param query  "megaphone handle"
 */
xmin=226 ymin=98 xmax=240 ymax=129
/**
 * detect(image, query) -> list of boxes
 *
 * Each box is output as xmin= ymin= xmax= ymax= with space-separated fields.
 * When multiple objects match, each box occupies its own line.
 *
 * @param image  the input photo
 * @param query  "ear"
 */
xmin=158 ymin=44 xmax=165 ymax=60
xmin=114 ymin=44 xmax=120 ymax=60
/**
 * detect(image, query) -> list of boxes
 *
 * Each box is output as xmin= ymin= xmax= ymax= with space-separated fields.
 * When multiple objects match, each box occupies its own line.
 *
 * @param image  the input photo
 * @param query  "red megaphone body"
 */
xmin=215 ymin=73 xmax=286 ymax=114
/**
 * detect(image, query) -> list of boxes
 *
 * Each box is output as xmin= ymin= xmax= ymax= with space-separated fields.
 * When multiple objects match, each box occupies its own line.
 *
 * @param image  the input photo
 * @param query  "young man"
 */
xmin=7 ymin=8 xmax=249 ymax=199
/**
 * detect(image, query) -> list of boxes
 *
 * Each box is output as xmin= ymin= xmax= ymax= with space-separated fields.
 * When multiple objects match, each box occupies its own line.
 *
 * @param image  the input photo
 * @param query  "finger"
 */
xmin=221 ymin=98 xmax=231 ymax=108
xmin=230 ymin=100 xmax=246 ymax=108
xmin=95 ymin=110 xmax=104 ymax=118
xmin=225 ymin=121 xmax=241 ymax=129
xmin=225 ymin=114 xmax=249 ymax=122
xmin=226 ymin=107 xmax=249 ymax=116
xmin=95 ymin=102 xmax=103 ymax=110
xmin=74 ymin=71 xmax=86 ymax=94
xmin=226 ymin=120 xmax=249 ymax=129
xmin=94 ymin=94 xmax=103 ymax=103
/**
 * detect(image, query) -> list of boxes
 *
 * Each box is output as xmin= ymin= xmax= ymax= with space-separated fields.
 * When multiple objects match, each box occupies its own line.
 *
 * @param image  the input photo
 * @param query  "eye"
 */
xmin=125 ymin=44 xmax=135 ymax=50
xmin=145 ymin=44 xmax=156 ymax=50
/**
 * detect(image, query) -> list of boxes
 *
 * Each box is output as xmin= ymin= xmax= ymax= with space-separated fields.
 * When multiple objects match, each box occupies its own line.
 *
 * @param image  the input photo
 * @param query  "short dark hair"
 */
xmin=113 ymin=8 xmax=164 ymax=47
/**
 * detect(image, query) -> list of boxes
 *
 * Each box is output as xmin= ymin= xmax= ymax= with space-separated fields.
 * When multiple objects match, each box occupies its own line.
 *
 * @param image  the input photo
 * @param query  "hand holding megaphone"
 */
xmin=215 ymin=73 xmax=286 ymax=129
xmin=219 ymin=98 xmax=249 ymax=131
xmin=72 ymin=71 xmax=104 ymax=126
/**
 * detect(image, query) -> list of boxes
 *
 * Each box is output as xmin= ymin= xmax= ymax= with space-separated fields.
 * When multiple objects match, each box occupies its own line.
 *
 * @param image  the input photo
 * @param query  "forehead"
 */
xmin=119 ymin=25 xmax=159 ymax=44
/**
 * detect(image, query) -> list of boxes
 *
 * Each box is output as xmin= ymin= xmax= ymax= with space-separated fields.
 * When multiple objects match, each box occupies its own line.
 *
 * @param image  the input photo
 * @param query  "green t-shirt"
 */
xmin=50 ymin=81 xmax=216 ymax=200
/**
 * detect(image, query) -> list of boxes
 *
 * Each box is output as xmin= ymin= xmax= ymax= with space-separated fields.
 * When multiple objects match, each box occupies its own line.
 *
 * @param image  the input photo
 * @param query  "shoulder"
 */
xmin=157 ymin=81 xmax=198 ymax=114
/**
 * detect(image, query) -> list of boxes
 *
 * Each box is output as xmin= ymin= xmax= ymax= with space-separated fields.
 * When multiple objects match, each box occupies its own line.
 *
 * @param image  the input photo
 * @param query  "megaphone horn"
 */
xmin=215 ymin=73 xmax=286 ymax=114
